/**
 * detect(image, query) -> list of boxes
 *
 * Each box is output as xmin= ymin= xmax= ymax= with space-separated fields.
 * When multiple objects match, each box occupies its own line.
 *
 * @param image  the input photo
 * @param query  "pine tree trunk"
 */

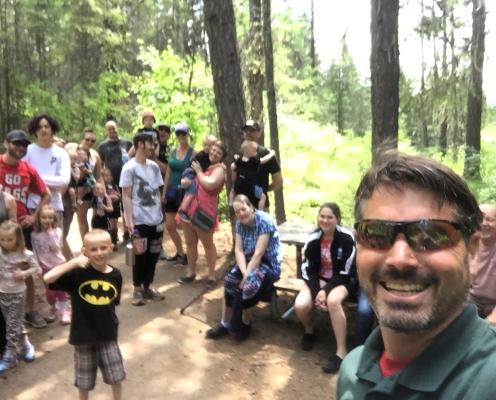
xmin=263 ymin=0 xmax=286 ymax=224
xmin=203 ymin=0 xmax=245 ymax=198
xmin=248 ymin=0 xmax=264 ymax=133
xmin=464 ymin=0 xmax=485 ymax=180
xmin=370 ymin=0 xmax=399 ymax=158
xmin=310 ymin=0 xmax=316 ymax=69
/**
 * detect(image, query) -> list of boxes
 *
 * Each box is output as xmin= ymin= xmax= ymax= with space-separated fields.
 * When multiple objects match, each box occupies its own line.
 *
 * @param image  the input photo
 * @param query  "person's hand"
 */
xmin=18 ymin=214 xmax=35 ymax=228
xmin=126 ymin=223 xmax=134 ymax=236
xmin=72 ymin=254 xmax=90 ymax=268
xmin=314 ymin=290 xmax=327 ymax=311
xmin=181 ymin=177 xmax=192 ymax=188
xmin=16 ymin=261 xmax=30 ymax=271
xmin=13 ymin=271 xmax=26 ymax=281
xmin=191 ymin=160 xmax=201 ymax=173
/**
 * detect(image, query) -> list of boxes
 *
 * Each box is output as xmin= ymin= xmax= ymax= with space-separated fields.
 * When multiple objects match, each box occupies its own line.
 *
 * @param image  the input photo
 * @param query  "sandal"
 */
xmin=177 ymin=274 xmax=196 ymax=284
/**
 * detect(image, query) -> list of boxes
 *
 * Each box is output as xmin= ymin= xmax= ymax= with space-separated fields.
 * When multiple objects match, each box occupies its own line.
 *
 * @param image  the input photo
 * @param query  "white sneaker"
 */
xmin=57 ymin=301 xmax=71 ymax=325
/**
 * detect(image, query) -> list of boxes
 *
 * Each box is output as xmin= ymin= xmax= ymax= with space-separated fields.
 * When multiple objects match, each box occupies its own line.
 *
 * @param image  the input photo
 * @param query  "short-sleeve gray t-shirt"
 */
xmin=119 ymin=158 xmax=164 ymax=226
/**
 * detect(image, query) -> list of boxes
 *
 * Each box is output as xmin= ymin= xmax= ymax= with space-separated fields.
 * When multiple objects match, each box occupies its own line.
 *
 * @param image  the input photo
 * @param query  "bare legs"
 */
xmin=294 ymin=284 xmax=349 ymax=358
xmin=76 ymin=201 xmax=91 ymax=240
xmin=181 ymin=222 xmax=217 ymax=279
xmin=165 ymin=212 xmax=184 ymax=257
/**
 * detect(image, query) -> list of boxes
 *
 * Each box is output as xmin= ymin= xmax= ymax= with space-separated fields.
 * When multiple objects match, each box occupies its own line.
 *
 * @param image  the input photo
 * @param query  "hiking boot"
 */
xmin=300 ymin=332 xmax=317 ymax=351
xmin=206 ymin=323 xmax=229 ymax=340
xmin=132 ymin=288 xmax=145 ymax=306
xmin=25 ymin=311 xmax=47 ymax=329
xmin=0 ymin=353 xmax=17 ymax=373
xmin=178 ymin=210 xmax=191 ymax=223
xmin=22 ymin=341 xmax=36 ymax=362
xmin=322 ymin=354 xmax=343 ymax=374
xmin=143 ymin=288 xmax=165 ymax=301
xmin=234 ymin=322 xmax=252 ymax=342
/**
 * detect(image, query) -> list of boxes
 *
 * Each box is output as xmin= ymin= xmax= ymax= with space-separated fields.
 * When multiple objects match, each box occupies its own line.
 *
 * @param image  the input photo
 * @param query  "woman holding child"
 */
xmin=65 ymin=128 xmax=102 ymax=240
xmin=176 ymin=140 xmax=227 ymax=287
xmin=294 ymin=202 xmax=358 ymax=374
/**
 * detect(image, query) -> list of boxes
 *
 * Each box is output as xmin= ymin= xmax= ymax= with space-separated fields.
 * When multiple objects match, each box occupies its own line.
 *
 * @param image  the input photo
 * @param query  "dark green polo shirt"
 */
xmin=337 ymin=304 xmax=496 ymax=399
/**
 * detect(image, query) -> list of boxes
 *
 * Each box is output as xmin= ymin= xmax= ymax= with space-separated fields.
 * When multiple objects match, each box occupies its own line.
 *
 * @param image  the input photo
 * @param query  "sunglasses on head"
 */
xmin=354 ymin=219 xmax=467 ymax=252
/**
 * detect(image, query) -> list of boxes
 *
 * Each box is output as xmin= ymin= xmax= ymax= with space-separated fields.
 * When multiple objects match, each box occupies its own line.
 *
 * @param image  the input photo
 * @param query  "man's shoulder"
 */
xmin=337 ymin=346 xmax=365 ymax=395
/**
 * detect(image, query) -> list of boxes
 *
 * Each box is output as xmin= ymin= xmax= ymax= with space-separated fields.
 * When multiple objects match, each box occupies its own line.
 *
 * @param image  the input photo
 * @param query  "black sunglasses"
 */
xmin=354 ymin=219 xmax=467 ymax=252
xmin=11 ymin=141 xmax=29 ymax=147
xmin=175 ymin=131 xmax=188 ymax=136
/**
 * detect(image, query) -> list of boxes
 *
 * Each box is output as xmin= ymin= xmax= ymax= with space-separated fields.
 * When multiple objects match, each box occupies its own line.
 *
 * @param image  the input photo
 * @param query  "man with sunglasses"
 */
xmin=470 ymin=204 xmax=496 ymax=325
xmin=337 ymin=152 xmax=496 ymax=399
xmin=0 ymin=129 xmax=51 ymax=329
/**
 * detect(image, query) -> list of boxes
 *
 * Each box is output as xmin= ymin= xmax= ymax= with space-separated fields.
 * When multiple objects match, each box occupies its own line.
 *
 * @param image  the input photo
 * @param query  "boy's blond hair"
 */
xmin=241 ymin=140 xmax=258 ymax=153
xmin=83 ymin=229 xmax=112 ymax=246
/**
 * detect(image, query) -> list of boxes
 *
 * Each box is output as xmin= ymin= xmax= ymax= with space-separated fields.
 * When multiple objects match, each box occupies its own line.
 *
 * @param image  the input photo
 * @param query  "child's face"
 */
xmin=203 ymin=139 xmax=215 ymax=153
xmin=0 ymin=228 xmax=17 ymax=252
xmin=103 ymin=171 xmax=113 ymax=183
xmin=40 ymin=209 xmax=55 ymax=230
xmin=93 ymin=185 xmax=105 ymax=197
xmin=242 ymin=144 xmax=257 ymax=158
xmin=83 ymin=236 xmax=113 ymax=268
xmin=77 ymin=151 xmax=88 ymax=163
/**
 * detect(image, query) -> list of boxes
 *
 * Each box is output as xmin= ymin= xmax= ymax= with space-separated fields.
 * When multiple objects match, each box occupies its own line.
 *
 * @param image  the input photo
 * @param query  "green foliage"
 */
xmin=134 ymin=47 xmax=216 ymax=145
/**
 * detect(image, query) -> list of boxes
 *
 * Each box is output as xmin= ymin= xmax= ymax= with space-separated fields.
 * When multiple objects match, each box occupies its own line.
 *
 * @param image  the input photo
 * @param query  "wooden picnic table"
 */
xmin=278 ymin=219 xmax=315 ymax=278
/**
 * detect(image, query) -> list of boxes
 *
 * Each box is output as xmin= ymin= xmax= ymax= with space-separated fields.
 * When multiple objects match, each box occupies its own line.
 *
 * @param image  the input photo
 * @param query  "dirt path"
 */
xmin=1 ymin=222 xmax=339 ymax=400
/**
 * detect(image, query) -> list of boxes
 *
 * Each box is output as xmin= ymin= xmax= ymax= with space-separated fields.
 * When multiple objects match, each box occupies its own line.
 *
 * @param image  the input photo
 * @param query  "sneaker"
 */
xmin=132 ymin=288 xmax=145 ymax=306
xmin=177 ymin=210 xmax=191 ymax=223
xmin=206 ymin=323 xmax=229 ymax=340
xmin=58 ymin=302 xmax=71 ymax=325
xmin=0 ymin=354 xmax=17 ymax=374
xmin=322 ymin=354 xmax=343 ymax=374
xmin=22 ymin=341 xmax=36 ymax=362
xmin=177 ymin=274 xmax=196 ymax=284
xmin=24 ymin=311 xmax=47 ymax=329
xmin=159 ymin=248 xmax=168 ymax=260
xmin=143 ymin=288 xmax=165 ymax=301
xmin=234 ymin=322 xmax=252 ymax=342
xmin=300 ymin=332 xmax=317 ymax=351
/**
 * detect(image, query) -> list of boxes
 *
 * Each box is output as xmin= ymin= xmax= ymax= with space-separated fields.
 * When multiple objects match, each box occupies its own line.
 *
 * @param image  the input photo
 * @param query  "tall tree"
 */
xmin=247 ymin=0 xmax=264 ymax=127
xmin=203 ymin=0 xmax=245 ymax=192
xmin=309 ymin=0 xmax=316 ymax=69
xmin=263 ymin=0 xmax=286 ymax=224
xmin=464 ymin=0 xmax=485 ymax=179
xmin=370 ymin=0 xmax=399 ymax=157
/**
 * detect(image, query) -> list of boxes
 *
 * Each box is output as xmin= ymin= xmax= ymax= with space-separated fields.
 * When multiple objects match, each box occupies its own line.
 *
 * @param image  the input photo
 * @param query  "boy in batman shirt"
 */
xmin=44 ymin=229 xmax=125 ymax=400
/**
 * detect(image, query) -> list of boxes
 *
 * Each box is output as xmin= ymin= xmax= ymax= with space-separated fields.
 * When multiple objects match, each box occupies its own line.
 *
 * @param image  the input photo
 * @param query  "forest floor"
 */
xmin=0 ymin=220 xmax=343 ymax=400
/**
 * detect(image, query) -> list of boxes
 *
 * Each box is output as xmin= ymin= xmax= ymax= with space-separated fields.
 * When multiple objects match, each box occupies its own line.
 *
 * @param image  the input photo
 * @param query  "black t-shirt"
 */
xmin=234 ymin=156 xmax=260 ymax=206
xmin=49 ymin=265 xmax=122 ymax=345
xmin=256 ymin=145 xmax=281 ymax=194
xmin=98 ymin=139 xmax=133 ymax=184
xmin=158 ymin=143 xmax=170 ymax=165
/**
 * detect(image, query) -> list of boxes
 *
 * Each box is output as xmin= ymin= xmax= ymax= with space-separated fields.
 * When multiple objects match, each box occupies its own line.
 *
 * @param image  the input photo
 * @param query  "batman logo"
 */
xmin=78 ymin=280 xmax=117 ymax=306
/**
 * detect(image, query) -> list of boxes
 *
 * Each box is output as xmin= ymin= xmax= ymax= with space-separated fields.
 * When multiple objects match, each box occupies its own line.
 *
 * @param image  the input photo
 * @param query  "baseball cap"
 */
xmin=142 ymin=110 xmax=155 ymax=122
xmin=5 ymin=130 xmax=31 ymax=145
xmin=174 ymin=122 xmax=189 ymax=134
xmin=242 ymin=120 xmax=261 ymax=131
xmin=157 ymin=123 xmax=171 ymax=132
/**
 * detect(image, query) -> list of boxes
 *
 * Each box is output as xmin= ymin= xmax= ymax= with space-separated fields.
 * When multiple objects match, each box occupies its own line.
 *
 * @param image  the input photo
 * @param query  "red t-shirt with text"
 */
xmin=0 ymin=155 xmax=47 ymax=218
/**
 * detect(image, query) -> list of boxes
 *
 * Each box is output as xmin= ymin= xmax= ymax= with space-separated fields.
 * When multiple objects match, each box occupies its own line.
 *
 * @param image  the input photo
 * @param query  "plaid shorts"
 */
xmin=74 ymin=341 xmax=125 ymax=390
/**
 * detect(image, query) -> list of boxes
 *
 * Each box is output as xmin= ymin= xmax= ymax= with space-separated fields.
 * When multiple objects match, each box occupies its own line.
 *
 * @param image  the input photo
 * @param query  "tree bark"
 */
xmin=248 ymin=0 xmax=264 ymax=130
xmin=370 ymin=0 xmax=399 ymax=158
xmin=203 ymin=0 xmax=245 ymax=194
xmin=310 ymin=0 xmax=316 ymax=69
xmin=263 ymin=0 xmax=286 ymax=224
xmin=464 ymin=0 xmax=485 ymax=180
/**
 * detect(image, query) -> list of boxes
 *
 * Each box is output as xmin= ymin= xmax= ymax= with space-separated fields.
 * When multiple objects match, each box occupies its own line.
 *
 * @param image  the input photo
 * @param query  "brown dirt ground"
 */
xmin=1 ymin=220 xmax=345 ymax=400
